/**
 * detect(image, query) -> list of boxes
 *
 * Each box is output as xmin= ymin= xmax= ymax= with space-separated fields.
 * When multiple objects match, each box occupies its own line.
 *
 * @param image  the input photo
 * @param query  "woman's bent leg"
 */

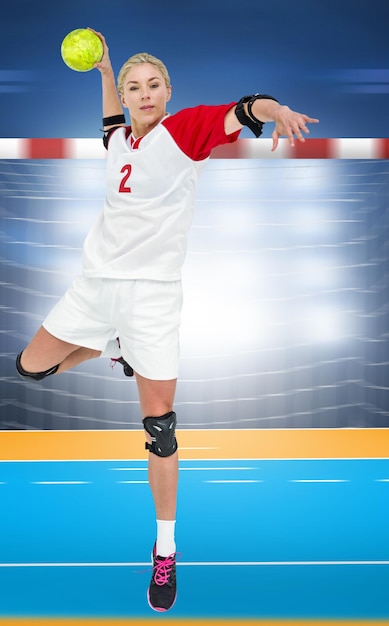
xmin=19 ymin=326 xmax=100 ymax=374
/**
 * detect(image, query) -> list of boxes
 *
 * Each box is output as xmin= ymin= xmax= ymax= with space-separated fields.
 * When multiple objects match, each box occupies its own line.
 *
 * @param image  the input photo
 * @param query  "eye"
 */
xmin=150 ymin=83 xmax=160 ymax=89
xmin=129 ymin=86 xmax=138 ymax=91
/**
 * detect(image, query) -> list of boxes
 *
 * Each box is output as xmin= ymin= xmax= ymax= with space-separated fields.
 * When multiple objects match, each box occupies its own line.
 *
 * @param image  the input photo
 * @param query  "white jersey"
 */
xmin=82 ymin=103 xmax=239 ymax=281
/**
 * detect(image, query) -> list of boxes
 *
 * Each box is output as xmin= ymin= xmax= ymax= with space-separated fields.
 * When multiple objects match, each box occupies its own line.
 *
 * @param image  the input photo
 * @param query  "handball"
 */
xmin=61 ymin=28 xmax=103 ymax=72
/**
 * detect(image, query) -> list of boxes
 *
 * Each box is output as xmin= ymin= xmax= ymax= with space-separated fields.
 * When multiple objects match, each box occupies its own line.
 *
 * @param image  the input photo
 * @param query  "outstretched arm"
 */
xmin=224 ymin=97 xmax=319 ymax=151
xmin=88 ymin=28 xmax=126 ymax=132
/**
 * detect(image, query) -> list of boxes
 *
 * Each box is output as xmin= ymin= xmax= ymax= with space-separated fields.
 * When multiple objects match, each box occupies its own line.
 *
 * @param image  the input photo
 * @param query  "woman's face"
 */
xmin=121 ymin=62 xmax=172 ymax=133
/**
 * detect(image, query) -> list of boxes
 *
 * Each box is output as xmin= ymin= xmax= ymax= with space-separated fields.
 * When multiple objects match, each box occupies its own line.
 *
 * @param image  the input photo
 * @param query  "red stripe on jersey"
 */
xmin=130 ymin=134 xmax=143 ymax=149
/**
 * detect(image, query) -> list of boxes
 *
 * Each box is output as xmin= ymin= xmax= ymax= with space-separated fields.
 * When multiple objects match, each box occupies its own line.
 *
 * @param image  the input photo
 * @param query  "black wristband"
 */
xmin=102 ymin=114 xmax=126 ymax=127
xmin=235 ymin=94 xmax=279 ymax=138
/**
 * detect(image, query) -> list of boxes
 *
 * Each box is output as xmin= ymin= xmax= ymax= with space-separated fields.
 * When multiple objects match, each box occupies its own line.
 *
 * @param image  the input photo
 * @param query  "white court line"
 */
xmin=289 ymin=479 xmax=350 ymax=483
xmin=117 ymin=480 xmax=148 ymax=484
xmin=180 ymin=447 xmax=219 ymax=450
xmin=110 ymin=467 xmax=147 ymax=471
xmin=204 ymin=480 xmax=261 ymax=484
xmin=180 ymin=467 xmax=258 ymax=471
xmin=31 ymin=481 xmax=91 ymax=485
xmin=375 ymin=478 xmax=389 ymax=482
xmin=0 ymin=560 xmax=388 ymax=568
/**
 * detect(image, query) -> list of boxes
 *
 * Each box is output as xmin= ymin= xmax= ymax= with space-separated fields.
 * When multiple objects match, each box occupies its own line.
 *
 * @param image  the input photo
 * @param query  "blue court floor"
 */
xmin=0 ymin=458 xmax=388 ymax=620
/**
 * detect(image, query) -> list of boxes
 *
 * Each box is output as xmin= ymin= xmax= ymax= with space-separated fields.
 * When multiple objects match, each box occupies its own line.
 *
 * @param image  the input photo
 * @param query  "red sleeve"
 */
xmin=161 ymin=103 xmax=241 ymax=161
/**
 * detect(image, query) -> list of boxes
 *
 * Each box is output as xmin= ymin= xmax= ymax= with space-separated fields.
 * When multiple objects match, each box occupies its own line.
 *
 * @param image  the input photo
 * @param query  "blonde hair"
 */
xmin=117 ymin=52 xmax=171 ymax=94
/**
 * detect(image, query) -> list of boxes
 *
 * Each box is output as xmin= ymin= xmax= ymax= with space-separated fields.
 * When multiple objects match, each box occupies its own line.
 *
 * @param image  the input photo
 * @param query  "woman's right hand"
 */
xmin=87 ymin=28 xmax=112 ymax=74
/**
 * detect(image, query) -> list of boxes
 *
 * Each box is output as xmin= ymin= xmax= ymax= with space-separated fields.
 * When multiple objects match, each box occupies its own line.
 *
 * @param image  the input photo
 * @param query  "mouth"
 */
xmin=140 ymin=105 xmax=154 ymax=111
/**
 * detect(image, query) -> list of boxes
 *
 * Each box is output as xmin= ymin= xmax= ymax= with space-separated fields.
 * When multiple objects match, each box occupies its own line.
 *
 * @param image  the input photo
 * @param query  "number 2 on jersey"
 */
xmin=119 ymin=164 xmax=132 ymax=193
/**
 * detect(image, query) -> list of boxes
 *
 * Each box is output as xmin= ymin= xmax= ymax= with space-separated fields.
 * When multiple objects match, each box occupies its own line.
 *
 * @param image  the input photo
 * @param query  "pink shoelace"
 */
xmin=153 ymin=554 xmax=176 ymax=586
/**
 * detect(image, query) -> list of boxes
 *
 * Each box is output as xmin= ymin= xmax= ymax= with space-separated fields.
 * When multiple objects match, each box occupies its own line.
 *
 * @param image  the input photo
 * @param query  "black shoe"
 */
xmin=147 ymin=542 xmax=177 ymax=612
xmin=110 ymin=356 xmax=134 ymax=377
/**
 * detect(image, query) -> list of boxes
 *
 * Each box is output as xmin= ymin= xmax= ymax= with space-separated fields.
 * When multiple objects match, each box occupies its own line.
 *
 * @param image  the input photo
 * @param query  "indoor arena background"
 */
xmin=1 ymin=156 xmax=389 ymax=430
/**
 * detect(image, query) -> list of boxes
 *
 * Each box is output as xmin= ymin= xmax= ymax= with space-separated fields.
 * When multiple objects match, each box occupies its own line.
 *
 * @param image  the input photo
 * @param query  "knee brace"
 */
xmin=143 ymin=411 xmax=178 ymax=458
xmin=16 ymin=352 xmax=59 ymax=381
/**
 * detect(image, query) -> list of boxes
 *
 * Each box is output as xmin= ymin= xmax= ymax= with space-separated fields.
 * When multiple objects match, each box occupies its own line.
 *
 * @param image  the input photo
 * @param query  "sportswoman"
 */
xmin=16 ymin=29 xmax=319 ymax=612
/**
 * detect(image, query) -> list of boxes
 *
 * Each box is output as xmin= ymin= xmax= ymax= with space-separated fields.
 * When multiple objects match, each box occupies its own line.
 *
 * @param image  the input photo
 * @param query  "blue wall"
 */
xmin=0 ymin=0 xmax=388 ymax=139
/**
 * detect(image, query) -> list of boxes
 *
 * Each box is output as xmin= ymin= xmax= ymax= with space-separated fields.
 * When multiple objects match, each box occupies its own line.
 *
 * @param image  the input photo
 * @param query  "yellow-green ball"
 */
xmin=61 ymin=29 xmax=103 ymax=72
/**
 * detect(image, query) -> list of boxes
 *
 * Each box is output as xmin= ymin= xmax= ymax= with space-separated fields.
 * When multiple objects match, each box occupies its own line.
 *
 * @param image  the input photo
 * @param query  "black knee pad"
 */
xmin=143 ymin=411 xmax=178 ymax=457
xmin=16 ymin=352 xmax=59 ymax=381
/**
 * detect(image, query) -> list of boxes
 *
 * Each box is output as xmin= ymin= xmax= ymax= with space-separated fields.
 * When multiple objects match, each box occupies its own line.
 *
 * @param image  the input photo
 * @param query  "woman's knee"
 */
xmin=143 ymin=411 xmax=178 ymax=457
xmin=16 ymin=351 xmax=60 ymax=380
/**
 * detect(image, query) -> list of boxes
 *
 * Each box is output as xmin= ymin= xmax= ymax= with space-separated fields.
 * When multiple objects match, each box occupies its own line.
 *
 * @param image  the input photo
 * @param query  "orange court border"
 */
xmin=0 ymin=428 xmax=388 ymax=461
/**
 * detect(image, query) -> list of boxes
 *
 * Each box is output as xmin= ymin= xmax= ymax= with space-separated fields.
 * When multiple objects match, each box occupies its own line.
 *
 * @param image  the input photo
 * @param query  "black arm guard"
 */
xmin=102 ymin=124 xmax=131 ymax=149
xmin=102 ymin=126 xmax=122 ymax=149
xmin=235 ymin=94 xmax=279 ymax=137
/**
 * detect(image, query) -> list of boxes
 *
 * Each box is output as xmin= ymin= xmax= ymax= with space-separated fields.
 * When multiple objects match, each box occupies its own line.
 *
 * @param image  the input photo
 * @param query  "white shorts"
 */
xmin=43 ymin=275 xmax=183 ymax=380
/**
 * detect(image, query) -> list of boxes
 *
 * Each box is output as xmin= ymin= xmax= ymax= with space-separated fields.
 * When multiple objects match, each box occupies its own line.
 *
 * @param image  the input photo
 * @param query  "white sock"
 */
xmin=156 ymin=519 xmax=176 ymax=557
xmin=99 ymin=338 xmax=121 ymax=360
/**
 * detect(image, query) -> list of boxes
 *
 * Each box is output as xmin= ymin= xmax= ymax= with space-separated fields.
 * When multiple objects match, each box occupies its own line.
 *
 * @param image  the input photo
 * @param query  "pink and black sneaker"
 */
xmin=110 ymin=338 xmax=134 ymax=377
xmin=110 ymin=356 xmax=134 ymax=377
xmin=147 ymin=542 xmax=177 ymax=612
